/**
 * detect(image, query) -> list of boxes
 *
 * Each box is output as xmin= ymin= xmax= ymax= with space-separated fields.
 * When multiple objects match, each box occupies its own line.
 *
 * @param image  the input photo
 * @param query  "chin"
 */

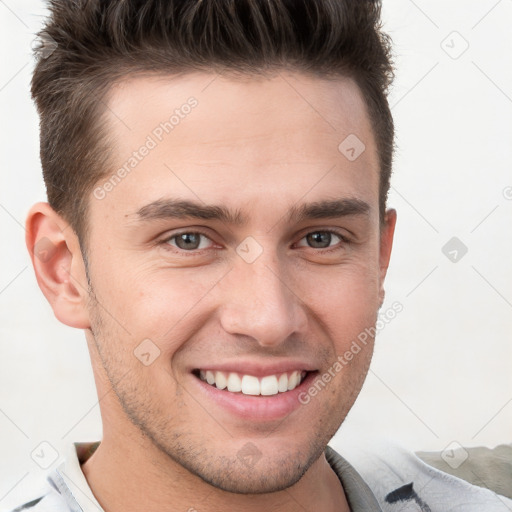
xmin=187 ymin=455 xmax=311 ymax=495
xmin=151 ymin=433 xmax=326 ymax=495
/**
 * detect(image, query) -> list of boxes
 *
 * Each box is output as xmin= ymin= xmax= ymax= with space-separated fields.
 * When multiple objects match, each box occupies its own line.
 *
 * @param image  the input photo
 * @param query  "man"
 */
xmin=12 ymin=1 xmax=511 ymax=511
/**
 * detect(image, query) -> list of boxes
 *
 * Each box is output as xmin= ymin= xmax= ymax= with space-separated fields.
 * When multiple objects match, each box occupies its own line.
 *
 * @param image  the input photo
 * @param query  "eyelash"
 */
xmin=160 ymin=229 xmax=351 ymax=255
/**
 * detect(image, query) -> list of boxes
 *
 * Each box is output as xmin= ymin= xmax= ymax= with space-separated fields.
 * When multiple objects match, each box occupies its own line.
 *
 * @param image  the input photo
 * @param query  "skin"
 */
xmin=27 ymin=71 xmax=396 ymax=512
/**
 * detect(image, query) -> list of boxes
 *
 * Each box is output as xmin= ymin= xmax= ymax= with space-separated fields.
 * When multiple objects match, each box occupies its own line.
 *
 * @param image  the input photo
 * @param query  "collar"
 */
xmin=47 ymin=441 xmax=103 ymax=512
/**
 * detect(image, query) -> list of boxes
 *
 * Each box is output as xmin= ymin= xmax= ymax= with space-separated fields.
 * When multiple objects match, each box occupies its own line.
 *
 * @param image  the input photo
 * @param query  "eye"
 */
xmin=296 ymin=230 xmax=346 ymax=250
xmin=165 ymin=232 xmax=214 ymax=251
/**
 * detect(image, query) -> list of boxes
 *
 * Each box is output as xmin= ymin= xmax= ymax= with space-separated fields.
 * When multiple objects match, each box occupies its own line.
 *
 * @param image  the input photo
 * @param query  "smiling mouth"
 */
xmin=193 ymin=369 xmax=309 ymax=396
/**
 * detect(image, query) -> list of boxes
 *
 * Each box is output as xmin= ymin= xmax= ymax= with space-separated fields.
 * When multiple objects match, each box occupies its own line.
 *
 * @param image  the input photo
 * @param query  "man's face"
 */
xmin=82 ymin=71 xmax=394 ymax=493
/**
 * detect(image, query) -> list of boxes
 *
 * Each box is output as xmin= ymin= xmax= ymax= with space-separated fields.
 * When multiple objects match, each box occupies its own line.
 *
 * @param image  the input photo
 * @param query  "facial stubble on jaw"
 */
xmin=84 ymin=281 xmax=376 ymax=495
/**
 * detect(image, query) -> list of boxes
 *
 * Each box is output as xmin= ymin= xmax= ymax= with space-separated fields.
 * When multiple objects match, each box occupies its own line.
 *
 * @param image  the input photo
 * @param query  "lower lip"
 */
xmin=193 ymin=372 xmax=318 ymax=422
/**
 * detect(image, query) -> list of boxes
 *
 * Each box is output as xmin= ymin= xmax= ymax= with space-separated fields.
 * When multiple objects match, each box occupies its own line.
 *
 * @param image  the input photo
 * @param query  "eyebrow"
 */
xmin=134 ymin=197 xmax=370 ymax=225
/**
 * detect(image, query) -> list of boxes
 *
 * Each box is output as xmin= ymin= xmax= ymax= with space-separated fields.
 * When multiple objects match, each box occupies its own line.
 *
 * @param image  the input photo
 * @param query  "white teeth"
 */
xmin=287 ymin=371 xmax=298 ymax=390
xmin=198 ymin=370 xmax=306 ymax=396
xmin=241 ymin=375 xmax=260 ymax=395
xmin=278 ymin=373 xmax=288 ymax=392
xmin=260 ymin=375 xmax=278 ymax=396
xmin=215 ymin=371 xmax=227 ymax=390
xmin=227 ymin=372 xmax=242 ymax=392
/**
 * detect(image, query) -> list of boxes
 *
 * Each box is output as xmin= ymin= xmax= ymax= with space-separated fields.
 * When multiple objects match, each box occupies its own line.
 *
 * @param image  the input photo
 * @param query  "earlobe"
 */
xmin=26 ymin=202 xmax=91 ymax=329
xmin=378 ymin=208 xmax=397 ymax=305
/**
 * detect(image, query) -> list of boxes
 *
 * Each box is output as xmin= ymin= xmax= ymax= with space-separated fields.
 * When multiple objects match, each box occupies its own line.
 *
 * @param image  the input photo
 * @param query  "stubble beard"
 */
xmin=86 ymin=287 xmax=369 ymax=495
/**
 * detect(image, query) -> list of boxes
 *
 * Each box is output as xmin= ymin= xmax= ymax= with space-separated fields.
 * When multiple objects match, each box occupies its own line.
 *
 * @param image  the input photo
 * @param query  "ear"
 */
xmin=26 ymin=202 xmax=91 ymax=329
xmin=378 ymin=208 xmax=397 ymax=306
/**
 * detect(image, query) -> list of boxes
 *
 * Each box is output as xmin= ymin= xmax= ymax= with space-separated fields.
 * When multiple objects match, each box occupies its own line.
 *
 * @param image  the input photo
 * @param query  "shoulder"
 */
xmin=3 ymin=473 xmax=72 ymax=512
xmin=5 ymin=491 xmax=70 ymax=512
xmin=4 ymin=440 xmax=103 ymax=512
xmin=331 ymin=440 xmax=512 ymax=512
xmin=6 ymin=496 xmax=45 ymax=512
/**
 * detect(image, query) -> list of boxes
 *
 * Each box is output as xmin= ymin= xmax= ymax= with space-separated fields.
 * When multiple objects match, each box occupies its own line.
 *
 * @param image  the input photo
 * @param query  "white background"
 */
xmin=1 ymin=0 xmax=511 ymax=508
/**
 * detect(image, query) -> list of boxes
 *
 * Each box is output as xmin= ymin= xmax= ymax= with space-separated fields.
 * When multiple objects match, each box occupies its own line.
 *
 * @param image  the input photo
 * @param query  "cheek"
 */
xmin=91 ymin=261 xmax=226 ymax=348
xmin=295 ymin=259 xmax=381 ymax=326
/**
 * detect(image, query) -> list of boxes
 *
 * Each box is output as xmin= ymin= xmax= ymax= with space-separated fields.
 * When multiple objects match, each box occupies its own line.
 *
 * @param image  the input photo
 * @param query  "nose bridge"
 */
xmin=220 ymin=245 xmax=305 ymax=346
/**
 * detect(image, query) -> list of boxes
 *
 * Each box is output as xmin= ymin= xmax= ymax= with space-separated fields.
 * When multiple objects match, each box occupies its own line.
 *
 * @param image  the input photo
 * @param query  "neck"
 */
xmin=81 ymin=430 xmax=349 ymax=512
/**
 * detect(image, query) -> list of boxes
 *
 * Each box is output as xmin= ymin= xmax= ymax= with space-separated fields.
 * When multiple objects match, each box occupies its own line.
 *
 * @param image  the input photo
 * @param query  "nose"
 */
xmin=219 ymin=251 xmax=308 ymax=347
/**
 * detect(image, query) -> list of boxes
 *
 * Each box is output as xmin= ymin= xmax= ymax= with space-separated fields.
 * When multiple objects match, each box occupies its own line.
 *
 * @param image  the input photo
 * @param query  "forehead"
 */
xmin=93 ymin=71 xmax=379 ymax=225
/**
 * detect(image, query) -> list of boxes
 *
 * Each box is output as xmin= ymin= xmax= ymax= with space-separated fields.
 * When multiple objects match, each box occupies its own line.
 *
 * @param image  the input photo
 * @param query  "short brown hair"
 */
xmin=32 ymin=0 xmax=394 ymax=240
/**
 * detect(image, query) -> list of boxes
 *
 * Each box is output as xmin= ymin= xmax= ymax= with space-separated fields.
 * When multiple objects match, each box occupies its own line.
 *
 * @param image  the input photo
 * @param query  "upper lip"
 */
xmin=192 ymin=359 xmax=317 ymax=377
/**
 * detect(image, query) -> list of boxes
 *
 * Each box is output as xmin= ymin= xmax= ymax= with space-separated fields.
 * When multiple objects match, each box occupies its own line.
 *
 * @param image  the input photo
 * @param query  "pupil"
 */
xmin=308 ymin=232 xmax=331 ymax=248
